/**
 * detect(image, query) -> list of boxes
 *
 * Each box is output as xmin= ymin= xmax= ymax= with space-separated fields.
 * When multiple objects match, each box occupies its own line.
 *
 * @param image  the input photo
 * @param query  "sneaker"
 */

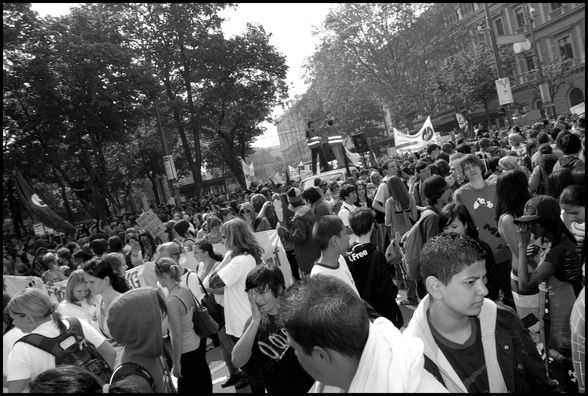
xmin=399 ymin=299 xmax=418 ymax=306
xmin=221 ymin=374 xmax=241 ymax=388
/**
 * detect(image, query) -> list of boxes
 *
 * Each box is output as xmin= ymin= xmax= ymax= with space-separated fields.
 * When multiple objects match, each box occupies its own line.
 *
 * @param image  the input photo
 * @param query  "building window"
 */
xmin=525 ymin=52 xmax=536 ymax=72
xmin=456 ymin=6 xmax=463 ymax=21
xmin=494 ymin=17 xmax=505 ymax=36
xmin=569 ymin=88 xmax=584 ymax=107
xmin=515 ymin=7 xmax=525 ymax=29
xmin=551 ymin=3 xmax=562 ymax=11
xmin=558 ymin=36 xmax=574 ymax=60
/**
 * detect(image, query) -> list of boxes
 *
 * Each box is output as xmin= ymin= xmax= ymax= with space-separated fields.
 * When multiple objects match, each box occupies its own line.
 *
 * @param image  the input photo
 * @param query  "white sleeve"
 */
xmin=79 ymin=317 xmax=107 ymax=349
xmin=6 ymin=342 xmax=33 ymax=381
xmin=373 ymin=183 xmax=388 ymax=205
xmin=218 ymin=255 xmax=252 ymax=288
xmin=186 ymin=272 xmax=205 ymax=301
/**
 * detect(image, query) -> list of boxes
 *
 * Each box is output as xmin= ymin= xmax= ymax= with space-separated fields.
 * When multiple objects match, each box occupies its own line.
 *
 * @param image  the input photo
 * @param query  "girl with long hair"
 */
xmin=495 ymin=169 xmax=539 ymax=340
xmin=57 ymin=269 xmax=99 ymax=331
xmin=83 ymin=255 xmax=130 ymax=365
xmin=205 ymin=218 xmax=265 ymax=393
xmin=384 ymin=176 xmax=418 ymax=241
xmin=155 ymin=257 xmax=212 ymax=394
xmin=124 ymin=233 xmax=144 ymax=270
xmin=5 ymin=288 xmax=115 ymax=393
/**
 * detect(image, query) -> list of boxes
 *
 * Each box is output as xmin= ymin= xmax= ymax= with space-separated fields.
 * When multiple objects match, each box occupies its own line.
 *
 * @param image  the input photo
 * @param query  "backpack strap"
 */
xmin=17 ymin=317 xmax=81 ymax=357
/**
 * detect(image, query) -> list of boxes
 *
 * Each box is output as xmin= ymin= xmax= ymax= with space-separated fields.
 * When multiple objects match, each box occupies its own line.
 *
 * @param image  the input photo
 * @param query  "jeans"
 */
xmin=178 ymin=340 xmax=212 ymax=394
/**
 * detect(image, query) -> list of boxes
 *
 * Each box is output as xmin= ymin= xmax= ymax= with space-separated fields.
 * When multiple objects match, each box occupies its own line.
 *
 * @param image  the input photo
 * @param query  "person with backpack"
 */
xmin=6 ymin=288 xmax=116 ymax=393
xmin=400 ymin=175 xmax=452 ymax=306
xmin=528 ymin=153 xmax=558 ymax=196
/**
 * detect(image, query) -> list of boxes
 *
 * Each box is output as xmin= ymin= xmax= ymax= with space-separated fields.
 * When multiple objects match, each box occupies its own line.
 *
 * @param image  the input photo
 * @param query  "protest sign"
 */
xmin=254 ymin=230 xmax=293 ymax=288
xmin=45 ymin=278 xmax=69 ymax=304
xmin=136 ymin=209 xmax=166 ymax=240
xmin=125 ymin=262 xmax=158 ymax=289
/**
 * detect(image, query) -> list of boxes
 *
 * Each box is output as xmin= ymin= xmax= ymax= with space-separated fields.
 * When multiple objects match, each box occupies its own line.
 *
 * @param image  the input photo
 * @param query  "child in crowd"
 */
xmin=404 ymin=232 xmax=558 ymax=393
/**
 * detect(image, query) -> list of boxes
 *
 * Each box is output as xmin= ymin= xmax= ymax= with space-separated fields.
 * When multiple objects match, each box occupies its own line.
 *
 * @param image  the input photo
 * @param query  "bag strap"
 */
xmin=187 ymin=270 xmax=210 ymax=299
xmin=182 ymin=274 xmax=203 ymax=309
xmin=17 ymin=317 xmax=81 ymax=357
xmin=543 ymin=278 xmax=551 ymax=374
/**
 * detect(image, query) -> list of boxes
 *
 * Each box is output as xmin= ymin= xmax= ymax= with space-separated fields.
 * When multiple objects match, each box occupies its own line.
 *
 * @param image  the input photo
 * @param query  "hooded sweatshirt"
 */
xmin=277 ymin=205 xmax=320 ymax=273
xmin=311 ymin=317 xmax=448 ymax=393
xmin=107 ymin=287 xmax=166 ymax=393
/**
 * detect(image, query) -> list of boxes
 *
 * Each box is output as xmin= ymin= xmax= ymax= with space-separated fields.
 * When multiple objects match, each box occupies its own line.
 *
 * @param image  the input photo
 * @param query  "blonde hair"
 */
xmin=154 ymin=257 xmax=183 ymax=282
xmin=220 ymin=217 xmax=263 ymax=264
xmin=7 ymin=288 xmax=67 ymax=333
xmin=65 ymin=269 xmax=96 ymax=306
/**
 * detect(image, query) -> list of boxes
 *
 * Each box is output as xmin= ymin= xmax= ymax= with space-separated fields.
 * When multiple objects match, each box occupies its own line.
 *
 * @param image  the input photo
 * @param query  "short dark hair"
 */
xmin=414 ymin=160 xmax=428 ymax=173
xmin=348 ymin=207 xmax=375 ymax=236
xmin=339 ymin=183 xmax=356 ymax=200
xmin=27 ymin=365 xmax=103 ymax=393
xmin=420 ymin=233 xmax=486 ymax=285
xmin=279 ymin=275 xmax=369 ymax=360
xmin=107 ymin=236 xmax=123 ymax=253
xmin=437 ymin=151 xmax=450 ymax=163
xmin=89 ymin=238 xmax=108 ymax=256
xmin=312 ymin=215 xmax=345 ymax=250
xmin=427 ymin=144 xmax=440 ymax=155
xmin=455 ymin=143 xmax=472 ymax=154
xmin=537 ymin=132 xmax=550 ymax=145
xmin=301 ymin=186 xmax=321 ymax=204
xmin=556 ymin=130 xmax=581 ymax=154
xmin=245 ymin=264 xmax=285 ymax=298
xmin=560 ymin=184 xmax=585 ymax=207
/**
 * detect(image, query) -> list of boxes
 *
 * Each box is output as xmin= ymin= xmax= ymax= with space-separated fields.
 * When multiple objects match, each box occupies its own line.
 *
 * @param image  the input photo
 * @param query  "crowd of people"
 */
xmin=2 ymin=113 xmax=585 ymax=393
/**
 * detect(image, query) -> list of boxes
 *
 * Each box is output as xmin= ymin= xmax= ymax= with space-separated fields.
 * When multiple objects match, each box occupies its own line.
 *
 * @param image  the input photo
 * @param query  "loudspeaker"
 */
xmin=351 ymin=133 xmax=369 ymax=153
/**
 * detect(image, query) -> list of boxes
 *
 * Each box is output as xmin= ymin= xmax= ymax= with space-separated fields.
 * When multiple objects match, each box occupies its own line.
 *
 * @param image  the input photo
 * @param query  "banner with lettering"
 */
xmin=3 ymin=275 xmax=46 ymax=297
xmin=125 ymin=262 xmax=157 ymax=289
xmin=254 ymin=230 xmax=293 ymax=288
xmin=45 ymin=279 xmax=69 ymax=304
xmin=136 ymin=209 xmax=166 ymax=240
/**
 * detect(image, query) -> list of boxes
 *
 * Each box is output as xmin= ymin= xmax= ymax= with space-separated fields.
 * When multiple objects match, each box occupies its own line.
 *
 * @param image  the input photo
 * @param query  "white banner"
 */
xmin=45 ymin=279 xmax=69 ymax=304
xmin=3 ymin=275 xmax=46 ymax=298
xmin=495 ymin=78 xmax=514 ymax=105
xmin=254 ymin=230 xmax=293 ymax=288
xmin=393 ymin=116 xmax=439 ymax=152
xmin=125 ymin=262 xmax=157 ymax=289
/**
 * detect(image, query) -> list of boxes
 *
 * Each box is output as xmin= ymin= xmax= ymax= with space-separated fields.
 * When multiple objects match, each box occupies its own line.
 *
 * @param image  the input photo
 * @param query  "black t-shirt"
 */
xmin=249 ymin=315 xmax=314 ymax=393
xmin=545 ymin=234 xmax=582 ymax=295
xmin=428 ymin=313 xmax=489 ymax=393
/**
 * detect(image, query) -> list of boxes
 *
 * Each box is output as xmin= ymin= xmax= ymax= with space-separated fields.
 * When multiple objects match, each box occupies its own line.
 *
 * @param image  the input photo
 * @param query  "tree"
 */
xmin=527 ymin=53 xmax=574 ymax=118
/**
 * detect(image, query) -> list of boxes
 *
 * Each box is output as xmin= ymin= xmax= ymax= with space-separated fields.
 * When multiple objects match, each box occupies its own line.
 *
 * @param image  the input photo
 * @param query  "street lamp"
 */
xmin=523 ymin=3 xmax=554 ymax=119
xmin=482 ymin=3 xmax=513 ymax=128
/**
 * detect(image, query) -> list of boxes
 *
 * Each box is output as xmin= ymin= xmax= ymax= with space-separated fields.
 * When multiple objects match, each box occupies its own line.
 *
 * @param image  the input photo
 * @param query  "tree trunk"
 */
xmin=6 ymin=179 xmax=23 ymax=238
xmin=225 ymin=156 xmax=247 ymax=189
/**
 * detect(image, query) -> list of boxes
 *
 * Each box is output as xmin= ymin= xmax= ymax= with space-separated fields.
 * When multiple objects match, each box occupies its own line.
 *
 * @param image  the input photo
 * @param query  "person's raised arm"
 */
xmin=231 ymin=291 xmax=262 ymax=368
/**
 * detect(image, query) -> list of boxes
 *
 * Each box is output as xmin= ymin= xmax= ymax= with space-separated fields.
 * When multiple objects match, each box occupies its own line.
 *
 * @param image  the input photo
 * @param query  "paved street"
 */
xmin=193 ymin=288 xmax=417 ymax=393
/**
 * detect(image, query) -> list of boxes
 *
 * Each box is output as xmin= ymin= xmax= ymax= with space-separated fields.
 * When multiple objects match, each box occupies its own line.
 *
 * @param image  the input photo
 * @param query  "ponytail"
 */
xmin=110 ymin=273 xmax=131 ymax=293
xmin=50 ymin=308 xmax=68 ymax=334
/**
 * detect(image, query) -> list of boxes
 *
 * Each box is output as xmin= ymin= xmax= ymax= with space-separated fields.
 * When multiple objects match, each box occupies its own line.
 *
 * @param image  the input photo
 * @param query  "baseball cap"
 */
xmin=513 ymin=195 xmax=560 ymax=224
xmin=286 ymin=187 xmax=303 ymax=204
xmin=423 ymin=175 xmax=450 ymax=199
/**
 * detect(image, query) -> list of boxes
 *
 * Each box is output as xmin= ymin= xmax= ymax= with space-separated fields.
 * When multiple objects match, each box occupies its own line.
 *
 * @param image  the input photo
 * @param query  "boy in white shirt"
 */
xmin=310 ymin=215 xmax=359 ymax=295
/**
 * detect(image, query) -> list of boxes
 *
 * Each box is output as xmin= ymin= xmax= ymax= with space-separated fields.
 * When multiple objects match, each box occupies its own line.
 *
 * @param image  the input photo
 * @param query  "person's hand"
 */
xmin=172 ymin=363 xmax=182 ymax=379
xmin=248 ymin=289 xmax=263 ymax=323
xmin=516 ymin=223 xmax=531 ymax=247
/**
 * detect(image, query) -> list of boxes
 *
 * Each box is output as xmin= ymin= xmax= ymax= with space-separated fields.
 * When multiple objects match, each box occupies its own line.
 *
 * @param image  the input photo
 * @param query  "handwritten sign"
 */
xmin=45 ymin=279 xmax=69 ymax=304
xmin=254 ymin=230 xmax=293 ymax=288
xmin=136 ymin=209 xmax=166 ymax=240
xmin=3 ymin=275 xmax=46 ymax=297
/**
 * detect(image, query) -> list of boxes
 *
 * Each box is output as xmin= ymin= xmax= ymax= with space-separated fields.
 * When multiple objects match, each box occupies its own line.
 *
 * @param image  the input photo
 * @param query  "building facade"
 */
xmin=275 ymin=105 xmax=310 ymax=167
xmin=416 ymin=2 xmax=584 ymax=133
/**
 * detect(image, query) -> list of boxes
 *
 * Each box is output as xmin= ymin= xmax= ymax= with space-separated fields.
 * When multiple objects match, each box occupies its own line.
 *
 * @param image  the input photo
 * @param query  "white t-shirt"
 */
xmin=57 ymin=299 xmax=100 ymax=331
xmin=217 ymin=253 xmax=256 ymax=337
xmin=3 ymin=327 xmax=24 ymax=385
xmin=373 ymin=180 xmax=389 ymax=211
xmin=7 ymin=318 xmax=107 ymax=382
xmin=310 ymin=256 xmax=359 ymax=296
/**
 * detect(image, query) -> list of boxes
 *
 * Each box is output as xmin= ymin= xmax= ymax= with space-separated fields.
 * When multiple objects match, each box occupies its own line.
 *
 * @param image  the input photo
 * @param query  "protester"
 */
xmin=404 ymin=233 xmax=558 ymax=393
xmin=454 ymin=154 xmax=514 ymax=309
xmin=231 ymin=264 xmax=314 ymax=393
xmin=5 ymin=288 xmax=116 ymax=393
xmin=57 ymin=269 xmax=100 ymax=331
xmin=154 ymin=257 xmax=212 ymax=393
xmin=107 ymin=287 xmax=172 ymax=393
xmin=279 ymin=275 xmax=448 ymax=392
xmin=276 ymin=187 xmax=321 ymax=277
xmin=310 ymin=215 xmax=359 ymax=295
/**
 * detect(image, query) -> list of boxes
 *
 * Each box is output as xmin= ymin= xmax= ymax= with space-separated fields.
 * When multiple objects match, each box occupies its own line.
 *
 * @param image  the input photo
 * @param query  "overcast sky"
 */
xmin=30 ymin=3 xmax=335 ymax=148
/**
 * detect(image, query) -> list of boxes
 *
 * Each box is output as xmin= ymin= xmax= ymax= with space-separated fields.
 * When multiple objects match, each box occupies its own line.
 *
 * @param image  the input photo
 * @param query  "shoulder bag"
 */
xmin=178 ymin=279 xmax=219 ymax=338
xmin=187 ymin=270 xmax=225 ymax=328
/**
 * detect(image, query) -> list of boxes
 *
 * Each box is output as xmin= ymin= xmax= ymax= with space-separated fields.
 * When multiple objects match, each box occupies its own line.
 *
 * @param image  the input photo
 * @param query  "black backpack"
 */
xmin=17 ymin=316 xmax=113 ymax=385
xmin=110 ymin=362 xmax=157 ymax=392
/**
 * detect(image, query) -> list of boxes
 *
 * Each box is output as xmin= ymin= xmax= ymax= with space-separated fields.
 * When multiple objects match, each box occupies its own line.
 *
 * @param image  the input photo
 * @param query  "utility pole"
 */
xmin=483 ymin=3 xmax=513 ymax=128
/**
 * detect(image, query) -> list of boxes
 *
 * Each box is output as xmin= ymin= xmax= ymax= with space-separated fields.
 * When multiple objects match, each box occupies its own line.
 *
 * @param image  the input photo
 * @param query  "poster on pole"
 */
xmin=136 ymin=209 xmax=166 ymax=240
xmin=495 ymin=78 xmax=514 ymax=105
